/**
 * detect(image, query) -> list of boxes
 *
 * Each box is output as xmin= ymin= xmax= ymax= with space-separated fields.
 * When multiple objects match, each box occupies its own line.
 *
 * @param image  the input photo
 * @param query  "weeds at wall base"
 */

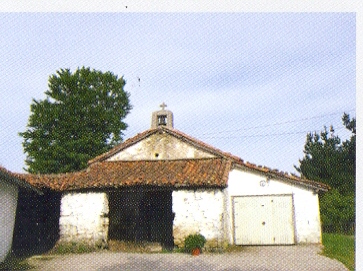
xmin=46 ymin=241 xmax=105 ymax=255
xmin=26 ymin=239 xmax=244 ymax=256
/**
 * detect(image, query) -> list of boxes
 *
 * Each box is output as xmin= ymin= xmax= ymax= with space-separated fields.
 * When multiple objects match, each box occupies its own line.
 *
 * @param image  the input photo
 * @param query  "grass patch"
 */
xmin=224 ymin=245 xmax=246 ymax=253
xmin=47 ymin=241 xmax=100 ymax=255
xmin=108 ymin=240 xmax=165 ymax=253
xmin=322 ymin=233 xmax=355 ymax=271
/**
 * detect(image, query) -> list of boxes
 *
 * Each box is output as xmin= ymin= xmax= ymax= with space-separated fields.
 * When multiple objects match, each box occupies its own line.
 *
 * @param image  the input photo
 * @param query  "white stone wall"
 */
xmin=0 ymin=180 xmax=18 ymax=262
xmin=293 ymin=189 xmax=322 ymax=243
xmin=59 ymin=192 xmax=109 ymax=246
xmin=172 ymin=189 xmax=227 ymax=248
xmin=108 ymin=133 xmax=215 ymax=161
xmin=227 ymin=168 xmax=322 ymax=244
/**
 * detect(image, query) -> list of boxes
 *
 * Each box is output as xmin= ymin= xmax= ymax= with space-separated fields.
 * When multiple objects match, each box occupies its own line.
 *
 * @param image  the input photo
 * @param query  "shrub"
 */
xmin=184 ymin=233 xmax=206 ymax=252
xmin=320 ymin=189 xmax=355 ymax=234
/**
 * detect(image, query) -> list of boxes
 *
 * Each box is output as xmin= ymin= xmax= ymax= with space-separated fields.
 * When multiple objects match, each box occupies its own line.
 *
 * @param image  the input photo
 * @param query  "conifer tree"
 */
xmin=295 ymin=113 xmax=355 ymax=233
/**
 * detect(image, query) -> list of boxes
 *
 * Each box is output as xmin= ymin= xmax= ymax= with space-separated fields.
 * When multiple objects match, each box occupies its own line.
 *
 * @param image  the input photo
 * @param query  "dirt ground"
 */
xmin=27 ymin=245 xmax=348 ymax=271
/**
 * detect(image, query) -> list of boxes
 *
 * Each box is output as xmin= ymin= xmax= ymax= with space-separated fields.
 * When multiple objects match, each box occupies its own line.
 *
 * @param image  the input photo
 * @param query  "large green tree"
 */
xmin=20 ymin=67 xmax=132 ymax=174
xmin=295 ymin=113 xmax=355 ymax=233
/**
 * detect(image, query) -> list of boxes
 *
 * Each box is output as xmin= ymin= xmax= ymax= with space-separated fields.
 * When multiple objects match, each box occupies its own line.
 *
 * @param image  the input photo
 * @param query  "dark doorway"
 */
xmin=12 ymin=189 xmax=61 ymax=256
xmin=108 ymin=189 xmax=174 ymax=249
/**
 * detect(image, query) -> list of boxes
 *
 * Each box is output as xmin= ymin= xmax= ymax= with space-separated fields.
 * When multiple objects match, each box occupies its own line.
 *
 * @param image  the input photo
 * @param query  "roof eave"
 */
xmin=0 ymin=170 xmax=44 ymax=195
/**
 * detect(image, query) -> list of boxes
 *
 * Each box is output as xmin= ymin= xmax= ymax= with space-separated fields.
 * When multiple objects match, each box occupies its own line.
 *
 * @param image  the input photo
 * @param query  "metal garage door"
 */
xmin=233 ymin=195 xmax=295 ymax=245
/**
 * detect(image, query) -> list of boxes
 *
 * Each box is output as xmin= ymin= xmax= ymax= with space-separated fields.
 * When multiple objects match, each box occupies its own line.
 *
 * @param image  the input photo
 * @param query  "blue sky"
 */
xmin=0 ymin=12 xmax=356 ymax=174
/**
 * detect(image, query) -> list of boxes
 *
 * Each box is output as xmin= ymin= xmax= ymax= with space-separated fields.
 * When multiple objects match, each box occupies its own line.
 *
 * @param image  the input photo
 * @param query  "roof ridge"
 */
xmin=0 ymin=167 xmax=43 ymax=194
xmin=163 ymin=127 xmax=242 ymax=160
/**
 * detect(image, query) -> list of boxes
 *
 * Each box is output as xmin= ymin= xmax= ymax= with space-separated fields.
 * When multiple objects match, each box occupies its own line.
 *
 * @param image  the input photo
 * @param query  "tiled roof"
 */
xmin=19 ymin=158 xmax=232 ymax=192
xmin=87 ymin=126 xmax=329 ymax=192
xmin=0 ymin=166 xmax=43 ymax=194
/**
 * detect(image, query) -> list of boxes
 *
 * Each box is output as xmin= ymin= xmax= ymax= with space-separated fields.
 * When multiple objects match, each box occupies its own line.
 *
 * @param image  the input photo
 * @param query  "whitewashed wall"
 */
xmin=59 ymin=192 xmax=109 ymax=246
xmin=0 ymin=180 xmax=18 ymax=262
xmin=227 ymin=168 xmax=322 ymax=244
xmin=293 ymin=189 xmax=322 ymax=243
xmin=108 ymin=133 xmax=215 ymax=161
xmin=172 ymin=189 xmax=228 ymax=248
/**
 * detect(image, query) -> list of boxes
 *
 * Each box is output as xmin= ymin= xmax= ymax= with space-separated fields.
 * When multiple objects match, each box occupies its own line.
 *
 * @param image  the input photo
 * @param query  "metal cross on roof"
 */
xmin=160 ymin=102 xmax=167 ymax=110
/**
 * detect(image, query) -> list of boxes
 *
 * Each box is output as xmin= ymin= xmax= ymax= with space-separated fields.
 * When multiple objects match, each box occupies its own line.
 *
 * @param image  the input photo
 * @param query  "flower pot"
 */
xmin=191 ymin=248 xmax=201 ymax=256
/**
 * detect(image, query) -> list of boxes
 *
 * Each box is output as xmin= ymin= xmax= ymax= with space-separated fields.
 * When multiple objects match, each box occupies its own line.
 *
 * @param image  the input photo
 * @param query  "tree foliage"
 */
xmin=20 ymin=67 xmax=132 ymax=174
xmin=295 ymin=113 xmax=355 ymax=195
xmin=295 ymin=113 xmax=356 ymax=233
xmin=319 ymin=189 xmax=355 ymax=233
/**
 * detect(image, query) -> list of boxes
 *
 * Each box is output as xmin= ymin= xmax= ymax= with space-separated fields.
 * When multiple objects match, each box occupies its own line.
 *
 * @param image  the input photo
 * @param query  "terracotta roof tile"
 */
xmin=20 ymin=158 xmax=231 ymax=191
xmin=0 ymin=166 xmax=43 ymax=194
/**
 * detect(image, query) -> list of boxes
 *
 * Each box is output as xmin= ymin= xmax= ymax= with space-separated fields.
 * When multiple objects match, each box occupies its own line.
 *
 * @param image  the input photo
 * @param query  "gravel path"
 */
xmin=28 ymin=245 xmax=348 ymax=271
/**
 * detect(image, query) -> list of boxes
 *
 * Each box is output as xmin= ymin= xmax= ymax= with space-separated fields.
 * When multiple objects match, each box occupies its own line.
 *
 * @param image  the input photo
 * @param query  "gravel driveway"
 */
xmin=28 ymin=245 xmax=348 ymax=271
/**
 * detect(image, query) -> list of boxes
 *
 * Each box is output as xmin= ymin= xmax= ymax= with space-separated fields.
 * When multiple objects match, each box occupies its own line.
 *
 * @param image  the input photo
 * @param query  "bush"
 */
xmin=320 ymin=189 xmax=355 ymax=234
xmin=184 ymin=233 xmax=206 ymax=252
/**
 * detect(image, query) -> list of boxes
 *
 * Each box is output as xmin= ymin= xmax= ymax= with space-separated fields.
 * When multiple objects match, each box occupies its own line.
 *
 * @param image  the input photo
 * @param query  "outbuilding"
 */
xmin=21 ymin=104 xmax=329 ymax=250
xmin=0 ymin=166 xmax=41 ymax=262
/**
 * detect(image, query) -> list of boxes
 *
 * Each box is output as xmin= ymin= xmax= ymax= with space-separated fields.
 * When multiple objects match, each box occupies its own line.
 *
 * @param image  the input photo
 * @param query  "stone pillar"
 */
xmin=172 ymin=189 xmax=227 ymax=250
xmin=59 ymin=192 xmax=109 ymax=247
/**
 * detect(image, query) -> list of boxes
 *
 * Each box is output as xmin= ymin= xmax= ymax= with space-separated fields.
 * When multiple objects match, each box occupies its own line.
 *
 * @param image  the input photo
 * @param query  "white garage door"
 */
xmin=233 ymin=195 xmax=295 ymax=245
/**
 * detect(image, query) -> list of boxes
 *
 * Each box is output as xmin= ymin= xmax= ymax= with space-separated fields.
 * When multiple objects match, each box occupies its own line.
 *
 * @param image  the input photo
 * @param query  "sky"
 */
xmin=0 ymin=12 xmax=356 ymax=174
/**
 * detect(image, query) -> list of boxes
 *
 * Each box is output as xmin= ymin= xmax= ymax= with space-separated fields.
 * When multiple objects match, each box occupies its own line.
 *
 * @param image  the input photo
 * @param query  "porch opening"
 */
xmin=12 ymin=189 xmax=61 ymax=256
xmin=108 ymin=189 xmax=174 ymax=249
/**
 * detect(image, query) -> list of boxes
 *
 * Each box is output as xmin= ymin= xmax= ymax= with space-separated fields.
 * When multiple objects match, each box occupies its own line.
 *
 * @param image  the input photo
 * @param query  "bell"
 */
xmin=158 ymin=115 xmax=167 ymax=126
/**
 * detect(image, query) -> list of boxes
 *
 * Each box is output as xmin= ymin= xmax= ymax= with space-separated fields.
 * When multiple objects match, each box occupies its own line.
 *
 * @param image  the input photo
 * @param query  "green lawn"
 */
xmin=322 ymin=233 xmax=355 ymax=271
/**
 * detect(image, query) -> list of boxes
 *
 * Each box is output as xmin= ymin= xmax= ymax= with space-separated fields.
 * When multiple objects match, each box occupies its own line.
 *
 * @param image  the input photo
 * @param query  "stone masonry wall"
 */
xmin=108 ymin=133 xmax=215 ymax=161
xmin=172 ymin=189 xmax=228 ymax=249
xmin=59 ymin=192 xmax=109 ymax=247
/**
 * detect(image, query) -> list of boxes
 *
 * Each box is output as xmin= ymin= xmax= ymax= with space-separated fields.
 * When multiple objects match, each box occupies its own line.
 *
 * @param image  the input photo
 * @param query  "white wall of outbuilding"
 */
xmin=0 ymin=180 xmax=18 ymax=262
xmin=227 ymin=168 xmax=322 ymax=244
